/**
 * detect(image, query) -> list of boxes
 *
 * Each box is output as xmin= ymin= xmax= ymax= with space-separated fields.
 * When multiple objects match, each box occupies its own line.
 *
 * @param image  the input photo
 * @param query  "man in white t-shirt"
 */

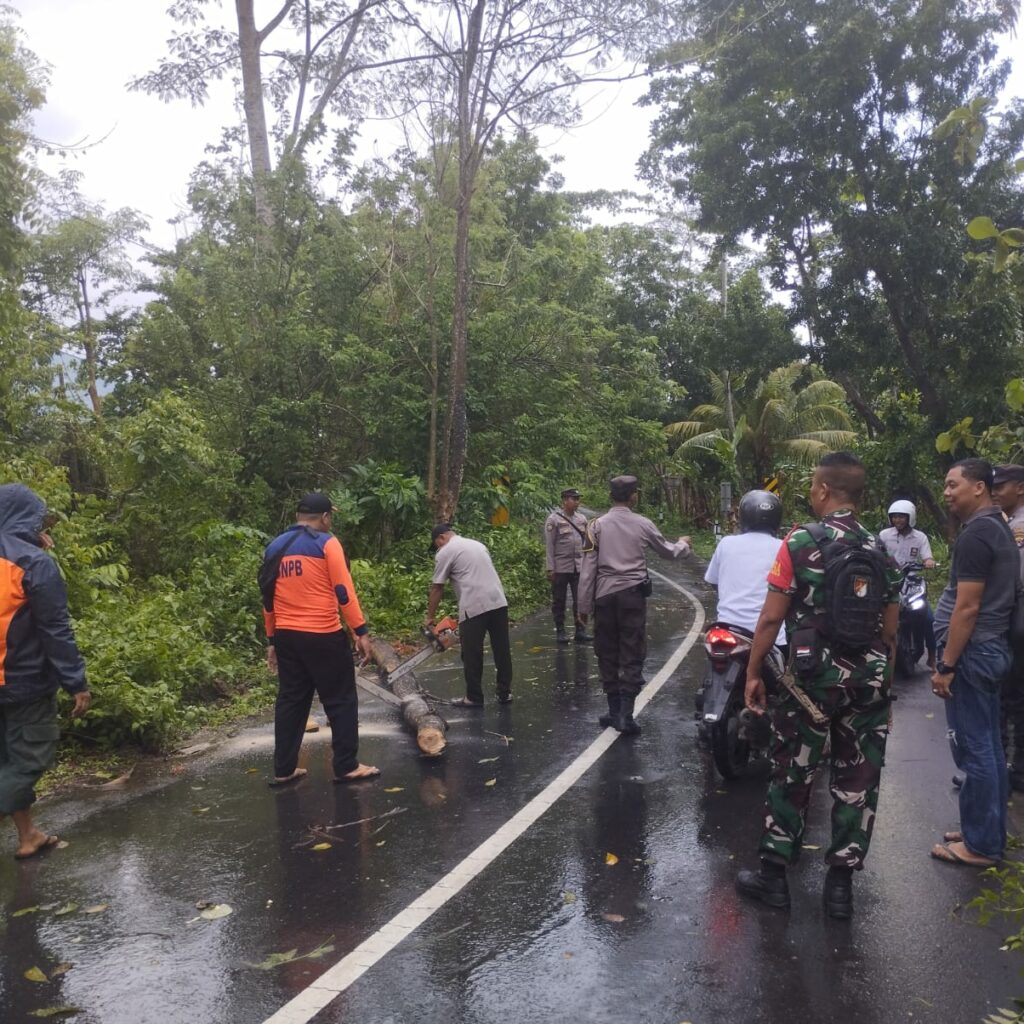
xmin=704 ymin=490 xmax=787 ymax=650
xmin=426 ymin=524 xmax=512 ymax=708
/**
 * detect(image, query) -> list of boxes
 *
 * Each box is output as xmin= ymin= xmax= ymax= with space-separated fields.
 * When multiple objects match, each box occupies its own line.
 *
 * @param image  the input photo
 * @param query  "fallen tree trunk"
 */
xmin=358 ymin=638 xmax=447 ymax=757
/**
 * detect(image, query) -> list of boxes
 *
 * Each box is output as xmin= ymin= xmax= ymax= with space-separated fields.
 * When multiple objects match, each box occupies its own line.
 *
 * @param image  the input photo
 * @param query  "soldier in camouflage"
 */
xmin=735 ymin=452 xmax=901 ymax=919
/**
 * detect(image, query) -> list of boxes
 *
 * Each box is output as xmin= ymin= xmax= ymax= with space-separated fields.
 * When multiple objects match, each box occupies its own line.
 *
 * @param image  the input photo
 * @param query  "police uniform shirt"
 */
xmin=1007 ymin=505 xmax=1024 ymax=585
xmin=544 ymin=509 xmax=587 ymax=574
xmin=577 ymin=505 xmax=690 ymax=613
xmin=877 ymin=526 xmax=933 ymax=569
xmin=432 ymin=535 xmax=508 ymax=622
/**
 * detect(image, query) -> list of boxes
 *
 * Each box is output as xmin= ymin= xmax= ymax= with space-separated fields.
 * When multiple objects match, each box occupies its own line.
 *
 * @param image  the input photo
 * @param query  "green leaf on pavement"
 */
xmin=12 ymin=905 xmax=41 ymax=917
xmin=49 ymin=964 xmax=74 ymax=979
xmin=53 ymin=903 xmax=78 ymax=917
xmin=24 ymin=966 xmax=49 ymax=983
xmin=28 ymin=1009 xmax=83 ymax=1019
xmin=83 ymin=904 xmax=108 ymax=914
xmin=199 ymin=904 xmax=233 ymax=920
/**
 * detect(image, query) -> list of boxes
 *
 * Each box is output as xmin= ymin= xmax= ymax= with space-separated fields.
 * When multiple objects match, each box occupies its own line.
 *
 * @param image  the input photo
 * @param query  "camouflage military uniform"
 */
xmin=761 ymin=510 xmax=901 ymax=869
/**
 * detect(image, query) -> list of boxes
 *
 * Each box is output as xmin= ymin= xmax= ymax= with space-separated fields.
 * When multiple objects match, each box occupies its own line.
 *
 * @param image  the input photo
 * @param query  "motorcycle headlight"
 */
xmin=909 ymin=597 xmax=926 ymax=611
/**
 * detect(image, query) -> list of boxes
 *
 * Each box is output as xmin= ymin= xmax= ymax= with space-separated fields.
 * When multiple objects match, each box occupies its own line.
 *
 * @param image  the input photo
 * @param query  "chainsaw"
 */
xmin=385 ymin=615 xmax=460 ymax=688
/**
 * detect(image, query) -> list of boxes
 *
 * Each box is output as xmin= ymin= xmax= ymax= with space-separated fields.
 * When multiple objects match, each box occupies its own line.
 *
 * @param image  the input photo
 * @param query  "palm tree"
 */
xmin=665 ymin=362 xmax=857 ymax=487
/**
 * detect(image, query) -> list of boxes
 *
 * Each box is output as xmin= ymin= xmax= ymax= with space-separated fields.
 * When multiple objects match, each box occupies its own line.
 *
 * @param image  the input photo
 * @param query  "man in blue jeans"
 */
xmin=930 ymin=459 xmax=1016 ymax=868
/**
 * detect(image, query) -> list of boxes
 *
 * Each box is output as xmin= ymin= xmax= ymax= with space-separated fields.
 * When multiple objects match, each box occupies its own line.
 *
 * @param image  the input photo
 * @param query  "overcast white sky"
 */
xmin=10 ymin=0 xmax=1024 ymax=251
xmin=12 ymin=0 xmax=656 ymax=248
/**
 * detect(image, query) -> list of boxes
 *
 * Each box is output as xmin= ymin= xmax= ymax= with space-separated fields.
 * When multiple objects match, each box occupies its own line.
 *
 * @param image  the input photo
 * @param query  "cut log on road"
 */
xmin=359 ymin=638 xmax=447 ymax=758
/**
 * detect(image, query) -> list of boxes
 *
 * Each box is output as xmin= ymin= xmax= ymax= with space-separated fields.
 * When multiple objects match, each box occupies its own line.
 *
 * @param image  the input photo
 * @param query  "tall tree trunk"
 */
xmin=437 ymin=0 xmax=486 ymax=522
xmin=77 ymin=270 xmax=101 ymax=416
xmin=236 ymin=0 xmax=276 ymax=229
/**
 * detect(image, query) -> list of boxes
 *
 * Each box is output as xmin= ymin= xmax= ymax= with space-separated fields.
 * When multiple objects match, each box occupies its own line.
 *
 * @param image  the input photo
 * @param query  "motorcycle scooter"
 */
xmin=695 ymin=622 xmax=786 ymax=780
xmin=894 ymin=560 xmax=928 ymax=678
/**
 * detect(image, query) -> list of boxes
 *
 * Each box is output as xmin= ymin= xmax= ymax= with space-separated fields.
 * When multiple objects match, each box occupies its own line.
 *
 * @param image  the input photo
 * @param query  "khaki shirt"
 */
xmin=577 ymin=506 xmax=690 ymax=615
xmin=433 ymin=535 xmax=508 ymax=622
xmin=544 ymin=509 xmax=587 ymax=573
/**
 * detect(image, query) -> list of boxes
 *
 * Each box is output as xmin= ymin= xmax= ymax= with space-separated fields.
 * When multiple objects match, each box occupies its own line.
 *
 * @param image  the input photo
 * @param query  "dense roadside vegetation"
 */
xmin=1 ymin=2 xmax=1022 ymax=752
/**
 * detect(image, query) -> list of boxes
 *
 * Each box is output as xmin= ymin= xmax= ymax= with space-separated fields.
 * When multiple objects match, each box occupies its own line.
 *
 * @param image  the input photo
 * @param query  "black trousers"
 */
xmin=551 ymin=572 xmax=581 ymax=630
xmin=594 ymin=585 xmax=647 ymax=697
xmin=1002 ymin=644 xmax=1024 ymax=765
xmin=459 ymin=606 xmax=513 ymax=703
xmin=273 ymin=629 xmax=359 ymax=778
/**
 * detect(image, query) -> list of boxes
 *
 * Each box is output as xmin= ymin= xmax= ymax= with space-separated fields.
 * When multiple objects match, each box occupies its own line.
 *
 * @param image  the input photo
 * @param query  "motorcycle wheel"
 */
xmin=710 ymin=703 xmax=750 ymax=780
xmin=895 ymin=633 xmax=916 ymax=679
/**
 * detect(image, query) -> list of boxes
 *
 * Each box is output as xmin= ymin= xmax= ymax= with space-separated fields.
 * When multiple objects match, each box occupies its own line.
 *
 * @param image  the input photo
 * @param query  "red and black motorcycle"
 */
xmin=695 ymin=622 xmax=785 ymax=780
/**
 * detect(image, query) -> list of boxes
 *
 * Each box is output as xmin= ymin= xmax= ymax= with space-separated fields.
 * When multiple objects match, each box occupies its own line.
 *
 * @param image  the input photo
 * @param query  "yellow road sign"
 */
xmin=764 ymin=476 xmax=780 ymax=494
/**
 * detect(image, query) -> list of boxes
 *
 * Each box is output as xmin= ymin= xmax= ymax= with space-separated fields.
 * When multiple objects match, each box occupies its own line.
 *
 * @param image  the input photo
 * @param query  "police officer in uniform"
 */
xmin=992 ymin=463 xmax=1024 ymax=789
xmin=578 ymin=475 xmax=691 ymax=735
xmin=544 ymin=487 xmax=591 ymax=644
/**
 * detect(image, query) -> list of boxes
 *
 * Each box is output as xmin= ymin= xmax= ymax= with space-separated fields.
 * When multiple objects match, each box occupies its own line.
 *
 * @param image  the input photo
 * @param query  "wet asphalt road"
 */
xmin=1 ymin=556 xmax=1021 ymax=1023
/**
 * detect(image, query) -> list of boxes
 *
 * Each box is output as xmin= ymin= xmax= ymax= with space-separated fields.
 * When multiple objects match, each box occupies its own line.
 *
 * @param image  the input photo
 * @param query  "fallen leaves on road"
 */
xmin=245 ymin=938 xmax=336 ymax=971
xmin=49 ymin=964 xmax=73 ymax=979
xmin=83 ymin=904 xmax=108 ymax=915
xmin=27 ymin=1009 xmax=83 ymax=1019
xmin=53 ymin=903 xmax=78 ymax=917
xmin=604 ymin=852 xmax=619 ymax=866
xmin=188 ymin=903 xmax=233 ymax=923
xmin=13 ymin=905 xmax=41 ymax=918
xmin=562 ymin=892 xmax=577 ymax=904
xmin=478 ymin=757 xmax=499 ymax=764
xmin=601 ymin=913 xmax=626 ymax=923
xmin=24 ymin=967 xmax=48 ymax=983
xmin=312 ymin=843 xmax=332 ymax=852
xmin=383 ymin=787 xmax=404 ymax=793
xmin=484 ymin=778 xmax=497 ymax=787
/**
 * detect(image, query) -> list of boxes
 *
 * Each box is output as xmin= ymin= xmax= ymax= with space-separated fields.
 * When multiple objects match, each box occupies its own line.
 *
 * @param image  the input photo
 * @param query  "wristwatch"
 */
xmin=936 ymin=659 xmax=957 ymax=676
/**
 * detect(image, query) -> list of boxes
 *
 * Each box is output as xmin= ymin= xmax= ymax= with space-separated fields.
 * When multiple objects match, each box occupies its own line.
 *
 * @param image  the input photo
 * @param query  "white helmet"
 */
xmin=887 ymin=499 xmax=916 ymax=528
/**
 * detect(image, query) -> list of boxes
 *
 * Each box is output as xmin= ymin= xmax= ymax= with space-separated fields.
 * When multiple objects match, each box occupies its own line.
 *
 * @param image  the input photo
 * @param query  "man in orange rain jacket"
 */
xmin=0 ymin=484 xmax=91 ymax=858
xmin=262 ymin=493 xmax=378 ymax=786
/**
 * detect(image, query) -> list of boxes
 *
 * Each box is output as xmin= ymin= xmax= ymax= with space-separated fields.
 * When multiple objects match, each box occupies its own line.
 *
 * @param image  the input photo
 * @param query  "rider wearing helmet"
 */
xmin=878 ymin=499 xmax=936 ymax=670
xmin=704 ymin=490 xmax=787 ymax=650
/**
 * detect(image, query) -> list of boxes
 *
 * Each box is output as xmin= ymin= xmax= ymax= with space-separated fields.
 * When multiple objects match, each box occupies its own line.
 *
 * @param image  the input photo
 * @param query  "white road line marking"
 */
xmin=263 ymin=570 xmax=705 ymax=1024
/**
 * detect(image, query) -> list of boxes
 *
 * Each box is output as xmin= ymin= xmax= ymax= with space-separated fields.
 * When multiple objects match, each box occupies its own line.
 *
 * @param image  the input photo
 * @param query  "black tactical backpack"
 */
xmin=804 ymin=521 xmax=889 ymax=652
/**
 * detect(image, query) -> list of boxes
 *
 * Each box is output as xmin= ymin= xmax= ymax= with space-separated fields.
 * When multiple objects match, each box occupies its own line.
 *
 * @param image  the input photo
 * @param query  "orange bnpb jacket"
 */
xmin=262 ymin=527 xmax=368 ymax=641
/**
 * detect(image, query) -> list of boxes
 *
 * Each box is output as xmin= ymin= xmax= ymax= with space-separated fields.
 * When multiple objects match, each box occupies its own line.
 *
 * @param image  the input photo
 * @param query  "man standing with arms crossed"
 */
xmin=263 ymin=493 xmax=378 ymax=786
xmin=736 ymin=453 xmax=900 ymax=918
xmin=930 ymin=459 xmax=1017 ymax=868
xmin=544 ymin=487 xmax=591 ymax=645
xmin=992 ymin=463 xmax=1024 ymax=792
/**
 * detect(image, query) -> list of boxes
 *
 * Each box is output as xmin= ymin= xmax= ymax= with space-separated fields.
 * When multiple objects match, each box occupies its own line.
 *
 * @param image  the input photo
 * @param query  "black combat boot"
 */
xmin=598 ymin=693 xmax=621 ymax=728
xmin=613 ymin=693 xmax=641 ymax=736
xmin=735 ymin=859 xmax=790 ymax=910
xmin=574 ymin=626 xmax=593 ymax=643
xmin=555 ymin=625 xmax=570 ymax=644
xmin=823 ymin=865 xmax=854 ymax=919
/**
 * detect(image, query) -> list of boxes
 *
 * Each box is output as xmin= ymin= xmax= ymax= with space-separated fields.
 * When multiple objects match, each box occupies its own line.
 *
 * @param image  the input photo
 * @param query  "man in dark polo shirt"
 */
xmin=930 ymin=458 xmax=1017 ymax=868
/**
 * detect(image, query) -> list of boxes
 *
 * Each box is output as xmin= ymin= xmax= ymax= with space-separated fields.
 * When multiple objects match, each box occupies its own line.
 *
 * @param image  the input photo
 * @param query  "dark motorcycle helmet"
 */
xmin=738 ymin=489 xmax=783 ymax=535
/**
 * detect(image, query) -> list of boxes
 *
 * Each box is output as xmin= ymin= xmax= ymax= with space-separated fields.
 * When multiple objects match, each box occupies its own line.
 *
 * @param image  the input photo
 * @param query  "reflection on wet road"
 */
xmin=0 ymin=557 xmax=1019 ymax=1024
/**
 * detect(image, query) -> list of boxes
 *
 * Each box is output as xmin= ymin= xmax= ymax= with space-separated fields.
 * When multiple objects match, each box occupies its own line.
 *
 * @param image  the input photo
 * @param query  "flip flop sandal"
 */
xmin=930 ymin=842 xmax=998 ymax=868
xmin=450 ymin=697 xmax=484 ymax=708
xmin=14 ymin=835 xmax=60 ymax=861
xmin=268 ymin=768 xmax=308 ymax=788
xmin=334 ymin=765 xmax=381 ymax=783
